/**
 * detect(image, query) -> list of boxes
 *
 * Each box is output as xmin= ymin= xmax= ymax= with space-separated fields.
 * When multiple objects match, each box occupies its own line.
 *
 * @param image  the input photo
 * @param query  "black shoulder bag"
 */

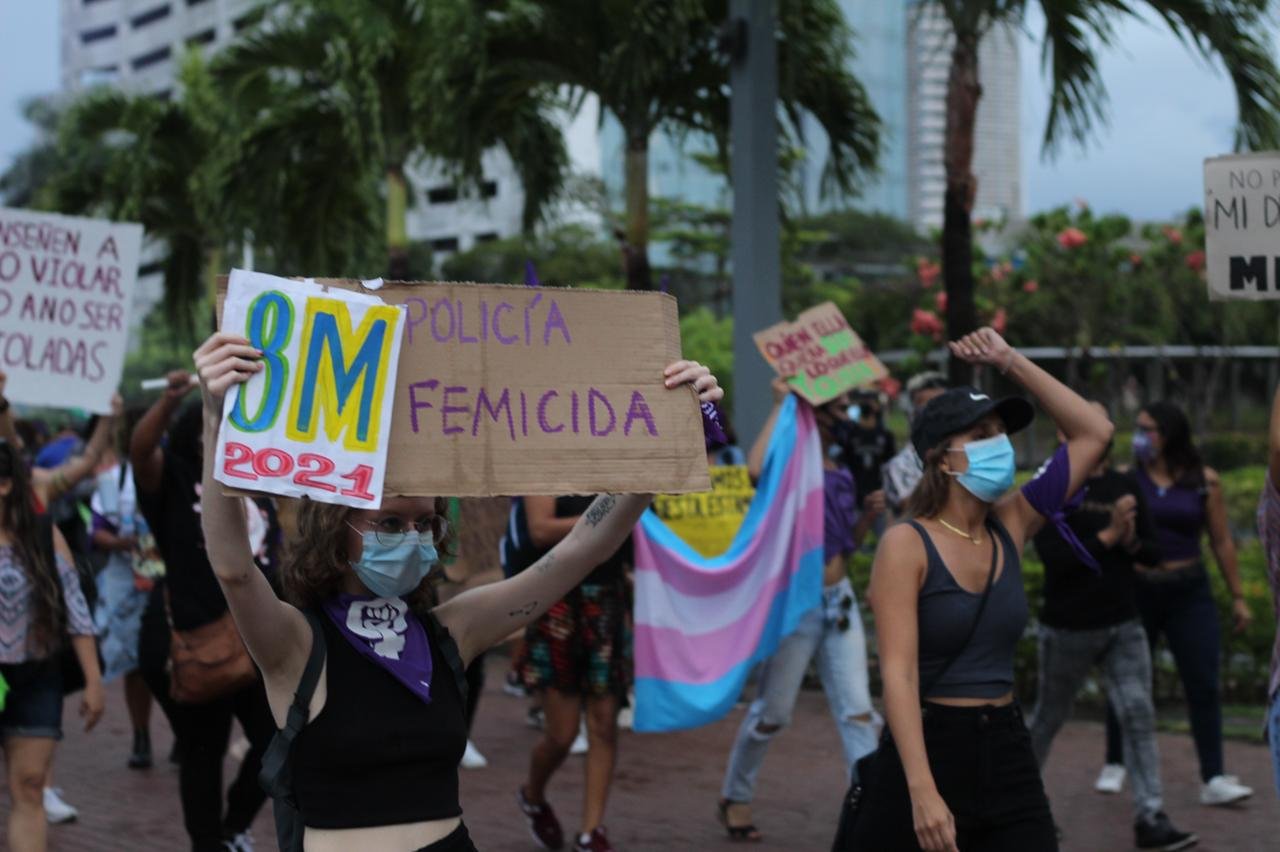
xmin=831 ymin=519 xmax=1000 ymax=852
xmin=260 ymin=610 xmax=327 ymax=852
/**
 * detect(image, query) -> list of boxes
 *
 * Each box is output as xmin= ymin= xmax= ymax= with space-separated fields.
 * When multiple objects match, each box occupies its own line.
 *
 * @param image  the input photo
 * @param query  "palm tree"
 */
xmin=0 ymin=98 xmax=63 ymax=208
xmin=480 ymin=0 xmax=882 ymax=290
xmin=214 ymin=0 xmax=570 ymax=278
xmin=928 ymin=0 xmax=1280 ymax=383
xmin=45 ymin=54 xmax=234 ymax=329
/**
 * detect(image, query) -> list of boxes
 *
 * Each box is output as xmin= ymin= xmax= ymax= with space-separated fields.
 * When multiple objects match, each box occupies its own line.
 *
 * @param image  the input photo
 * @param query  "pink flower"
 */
xmin=1022 ymin=279 xmax=1039 ymax=294
xmin=1129 ymin=253 xmax=1143 ymax=267
xmin=935 ymin=291 xmax=948 ymax=313
xmin=878 ymin=377 xmax=902 ymax=399
xmin=1056 ymin=227 xmax=1087 ymax=250
xmin=911 ymin=308 xmax=943 ymax=339
xmin=916 ymin=258 xmax=941 ymax=288
xmin=1185 ymin=250 xmax=1206 ymax=272
xmin=1163 ymin=226 xmax=1183 ymax=245
xmin=991 ymin=264 xmax=1008 ymax=283
xmin=992 ymin=308 xmax=1008 ymax=336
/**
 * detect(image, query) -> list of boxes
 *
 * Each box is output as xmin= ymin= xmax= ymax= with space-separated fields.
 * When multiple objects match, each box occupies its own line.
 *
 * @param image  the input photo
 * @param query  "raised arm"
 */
xmin=436 ymin=359 xmax=723 ymax=665
xmin=949 ymin=328 xmax=1113 ymax=543
xmin=746 ymin=378 xmax=792 ymax=482
xmin=1204 ymin=467 xmax=1250 ymax=634
xmin=130 ymin=371 xmax=195 ymax=494
xmin=193 ymin=333 xmax=310 ymax=683
xmin=868 ymin=524 xmax=956 ymax=852
xmin=32 ymin=397 xmax=120 ymax=506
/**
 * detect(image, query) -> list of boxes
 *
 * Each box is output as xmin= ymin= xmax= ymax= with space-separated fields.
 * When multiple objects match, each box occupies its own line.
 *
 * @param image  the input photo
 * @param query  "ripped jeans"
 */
xmin=721 ymin=577 xmax=881 ymax=802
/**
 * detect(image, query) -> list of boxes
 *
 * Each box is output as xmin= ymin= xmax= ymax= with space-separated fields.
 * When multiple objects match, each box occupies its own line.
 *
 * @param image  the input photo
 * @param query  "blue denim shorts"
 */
xmin=0 ymin=657 xmax=64 ymax=740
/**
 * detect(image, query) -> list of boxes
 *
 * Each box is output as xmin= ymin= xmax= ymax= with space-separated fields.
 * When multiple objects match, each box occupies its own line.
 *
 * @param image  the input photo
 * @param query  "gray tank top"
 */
xmin=910 ymin=517 xmax=1028 ymax=700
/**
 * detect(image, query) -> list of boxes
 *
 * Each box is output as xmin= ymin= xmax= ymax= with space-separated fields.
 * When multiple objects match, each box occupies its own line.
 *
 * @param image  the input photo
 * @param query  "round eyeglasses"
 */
xmin=350 ymin=515 xmax=449 ymax=547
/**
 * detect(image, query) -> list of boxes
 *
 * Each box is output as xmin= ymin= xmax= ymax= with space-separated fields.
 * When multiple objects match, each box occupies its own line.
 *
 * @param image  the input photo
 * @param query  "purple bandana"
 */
xmin=323 ymin=594 xmax=433 ymax=704
xmin=1022 ymin=444 xmax=1099 ymax=573
xmin=701 ymin=401 xmax=727 ymax=450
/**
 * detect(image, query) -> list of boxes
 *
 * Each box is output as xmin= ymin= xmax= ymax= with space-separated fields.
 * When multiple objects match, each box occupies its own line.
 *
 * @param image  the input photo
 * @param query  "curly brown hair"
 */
xmin=281 ymin=497 xmax=456 ymax=616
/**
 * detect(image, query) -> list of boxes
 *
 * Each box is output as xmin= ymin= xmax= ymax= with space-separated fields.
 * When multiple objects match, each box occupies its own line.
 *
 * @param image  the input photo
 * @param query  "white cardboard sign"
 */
xmin=0 ymin=208 xmax=142 ymax=412
xmin=1204 ymin=152 xmax=1280 ymax=300
xmin=215 ymin=270 xmax=405 ymax=509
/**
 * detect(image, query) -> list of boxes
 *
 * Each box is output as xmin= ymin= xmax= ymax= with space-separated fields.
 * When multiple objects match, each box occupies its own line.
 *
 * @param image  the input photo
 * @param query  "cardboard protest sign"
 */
xmin=651 ymin=465 xmax=755 ymax=557
xmin=217 ymin=275 xmax=710 ymax=497
xmin=1204 ymin=152 xmax=1280 ymax=300
xmin=215 ymin=270 xmax=405 ymax=509
xmin=0 ymin=208 xmax=142 ymax=412
xmin=753 ymin=302 xmax=887 ymax=405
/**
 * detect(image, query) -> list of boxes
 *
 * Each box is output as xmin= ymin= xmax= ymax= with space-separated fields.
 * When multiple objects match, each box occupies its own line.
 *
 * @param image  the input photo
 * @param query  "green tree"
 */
xmin=481 ymin=0 xmax=881 ymax=290
xmin=215 ymin=0 xmax=569 ymax=278
xmin=440 ymin=224 xmax=624 ymax=289
xmin=929 ymin=0 xmax=1280 ymax=383
xmin=0 ymin=98 xmax=62 ymax=208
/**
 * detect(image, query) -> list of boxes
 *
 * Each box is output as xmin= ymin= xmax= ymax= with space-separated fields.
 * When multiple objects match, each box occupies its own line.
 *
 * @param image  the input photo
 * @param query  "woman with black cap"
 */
xmin=849 ymin=327 xmax=1113 ymax=852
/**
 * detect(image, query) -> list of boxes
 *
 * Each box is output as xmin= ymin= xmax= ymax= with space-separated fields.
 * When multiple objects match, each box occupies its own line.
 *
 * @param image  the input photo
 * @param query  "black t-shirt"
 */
xmin=135 ymin=449 xmax=281 ymax=630
xmin=1033 ymin=469 xmax=1161 ymax=631
xmin=840 ymin=422 xmax=896 ymax=502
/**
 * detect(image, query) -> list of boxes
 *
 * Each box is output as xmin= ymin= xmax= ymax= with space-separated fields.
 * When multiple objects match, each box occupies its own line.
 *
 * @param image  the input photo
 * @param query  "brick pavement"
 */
xmin=6 ymin=655 xmax=1278 ymax=851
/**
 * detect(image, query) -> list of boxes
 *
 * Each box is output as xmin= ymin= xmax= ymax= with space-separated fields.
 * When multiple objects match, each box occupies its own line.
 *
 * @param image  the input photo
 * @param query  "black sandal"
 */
xmin=717 ymin=798 xmax=763 ymax=843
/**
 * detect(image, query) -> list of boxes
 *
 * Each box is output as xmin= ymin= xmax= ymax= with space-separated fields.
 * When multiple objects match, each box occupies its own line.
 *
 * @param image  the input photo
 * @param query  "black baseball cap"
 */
xmin=910 ymin=386 xmax=1034 ymax=456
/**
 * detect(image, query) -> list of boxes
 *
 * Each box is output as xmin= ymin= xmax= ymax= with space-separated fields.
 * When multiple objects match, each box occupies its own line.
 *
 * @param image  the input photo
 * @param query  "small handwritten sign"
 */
xmin=217 ymin=276 xmax=710 ymax=497
xmin=1204 ymin=152 xmax=1280 ymax=300
xmin=215 ymin=270 xmax=405 ymax=509
xmin=651 ymin=465 xmax=755 ymax=557
xmin=0 ymin=208 xmax=142 ymax=413
xmin=753 ymin=302 xmax=887 ymax=405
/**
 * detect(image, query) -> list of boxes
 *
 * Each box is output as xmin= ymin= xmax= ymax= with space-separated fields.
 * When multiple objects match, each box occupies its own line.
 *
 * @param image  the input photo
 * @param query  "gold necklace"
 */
xmin=938 ymin=517 xmax=983 ymax=545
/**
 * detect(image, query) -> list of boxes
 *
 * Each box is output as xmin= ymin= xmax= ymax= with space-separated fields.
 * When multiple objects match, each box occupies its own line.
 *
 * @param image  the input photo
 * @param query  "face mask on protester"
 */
xmin=347 ymin=527 xmax=438 ymax=598
xmin=1132 ymin=430 xmax=1156 ymax=464
xmin=846 ymin=404 xmax=862 ymax=423
xmin=946 ymin=434 xmax=1016 ymax=503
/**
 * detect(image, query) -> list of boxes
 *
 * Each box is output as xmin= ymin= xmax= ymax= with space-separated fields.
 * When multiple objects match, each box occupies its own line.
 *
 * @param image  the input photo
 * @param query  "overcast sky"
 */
xmin=0 ymin=4 xmax=1251 ymax=222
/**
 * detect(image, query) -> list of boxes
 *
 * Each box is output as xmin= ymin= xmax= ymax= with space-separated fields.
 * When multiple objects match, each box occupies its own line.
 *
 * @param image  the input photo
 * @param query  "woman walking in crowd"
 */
xmin=851 ymin=327 xmax=1113 ymax=851
xmin=193 ymin=330 xmax=721 ymax=852
xmin=515 ymin=493 xmax=633 ymax=852
xmin=132 ymin=371 xmax=281 ymax=852
xmin=1260 ymin=383 xmax=1280 ymax=798
xmin=1028 ymin=404 xmax=1196 ymax=850
xmin=90 ymin=407 xmax=162 ymax=770
xmin=1101 ymin=402 xmax=1253 ymax=806
xmin=717 ymin=378 xmax=883 ymax=842
xmin=0 ymin=438 xmax=105 ymax=852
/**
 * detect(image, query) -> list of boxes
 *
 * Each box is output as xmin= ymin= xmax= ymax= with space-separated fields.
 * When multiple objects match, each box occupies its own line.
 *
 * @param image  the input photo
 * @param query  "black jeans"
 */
xmin=139 ymin=599 xmax=275 ymax=852
xmin=850 ymin=703 xmax=1058 ymax=851
xmin=415 ymin=822 xmax=478 ymax=851
xmin=1105 ymin=565 xmax=1223 ymax=781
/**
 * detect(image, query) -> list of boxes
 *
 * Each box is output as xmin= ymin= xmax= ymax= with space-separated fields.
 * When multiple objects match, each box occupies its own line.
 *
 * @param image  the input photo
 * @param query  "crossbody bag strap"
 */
xmin=284 ymin=611 xmax=327 ymax=736
xmin=906 ymin=519 xmax=1000 ymax=697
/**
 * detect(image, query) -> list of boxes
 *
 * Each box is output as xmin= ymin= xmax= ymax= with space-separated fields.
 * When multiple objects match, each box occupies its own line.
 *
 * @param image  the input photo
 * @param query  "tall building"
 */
xmin=906 ymin=4 xmax=1021 ymax=232
xmin=57 ymin=0 xmax=536 ymax=270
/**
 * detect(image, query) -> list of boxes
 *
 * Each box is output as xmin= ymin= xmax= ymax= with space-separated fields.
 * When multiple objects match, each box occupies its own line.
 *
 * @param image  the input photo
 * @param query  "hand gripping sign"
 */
xmin=215 ymin=270 xmax=405 ymax=509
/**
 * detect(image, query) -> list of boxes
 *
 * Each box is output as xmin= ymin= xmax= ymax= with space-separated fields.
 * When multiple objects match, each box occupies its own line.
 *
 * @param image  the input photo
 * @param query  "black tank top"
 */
xmin=911 ymin=517 xmax=1028 ymax=700
xmin=291 ymin=610 xmax=469 ymax=829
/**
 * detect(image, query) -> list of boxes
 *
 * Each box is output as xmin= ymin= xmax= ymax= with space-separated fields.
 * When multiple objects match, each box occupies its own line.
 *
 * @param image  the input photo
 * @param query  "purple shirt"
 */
xmin=1257 ymin=474 xmax=1280 ymax=700
xmin=823 ymin=467 xmax=859 ymax=562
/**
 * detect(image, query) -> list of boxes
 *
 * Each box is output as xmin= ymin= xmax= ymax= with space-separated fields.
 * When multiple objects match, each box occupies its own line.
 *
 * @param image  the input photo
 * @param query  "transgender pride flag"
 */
xmin=631 ymin=395 xmax=825 ymax=732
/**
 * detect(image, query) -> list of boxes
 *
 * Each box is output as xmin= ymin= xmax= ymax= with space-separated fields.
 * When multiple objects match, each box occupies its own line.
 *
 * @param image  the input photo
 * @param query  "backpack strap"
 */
xmin=259 ymin=610 xmax=327 ymax=801
xmin=423 ymin=610 xmax=469 ymax=707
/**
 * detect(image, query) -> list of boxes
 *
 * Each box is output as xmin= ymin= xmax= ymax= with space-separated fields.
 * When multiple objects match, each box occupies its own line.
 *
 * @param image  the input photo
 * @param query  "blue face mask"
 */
xmin=348 ymin=529 xmax=438 ymax=599
xmin=948 ymin=434 xmax=1016 ymax=503
xmin=846 ymin=405 xmax=862 ymax=423
xmin=1132 ymin=430 xmax=1156 ymax=464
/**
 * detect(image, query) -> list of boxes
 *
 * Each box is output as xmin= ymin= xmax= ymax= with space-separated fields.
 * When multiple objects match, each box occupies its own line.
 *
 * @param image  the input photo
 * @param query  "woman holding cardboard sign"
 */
xmin=193 ymin=330 xmax=722 ymax=852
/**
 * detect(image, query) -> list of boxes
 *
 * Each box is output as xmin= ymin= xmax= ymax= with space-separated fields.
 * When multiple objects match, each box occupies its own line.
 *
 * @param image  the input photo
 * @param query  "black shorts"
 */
xmin=0 ymin=657 xmax=65 ymax=740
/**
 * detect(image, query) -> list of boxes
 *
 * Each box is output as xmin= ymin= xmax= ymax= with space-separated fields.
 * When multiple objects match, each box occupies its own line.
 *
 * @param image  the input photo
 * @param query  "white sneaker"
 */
xmin=223 ymin=831 xmax=254 ymax=852
xmin=461 ymin=739 xmax=489 ymax=769
xmin=617 ymin=704 xmax=634 ymax=731
xmin=1094 ymin=763 xmax=1126 ymax=794
xmin=43 ymin=787 xmax=78 ymax=824
xmin=1200 ymin=774 xmax=1253 ymax=806
xmin=570 ymin=722 xmax=589 ymax=755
